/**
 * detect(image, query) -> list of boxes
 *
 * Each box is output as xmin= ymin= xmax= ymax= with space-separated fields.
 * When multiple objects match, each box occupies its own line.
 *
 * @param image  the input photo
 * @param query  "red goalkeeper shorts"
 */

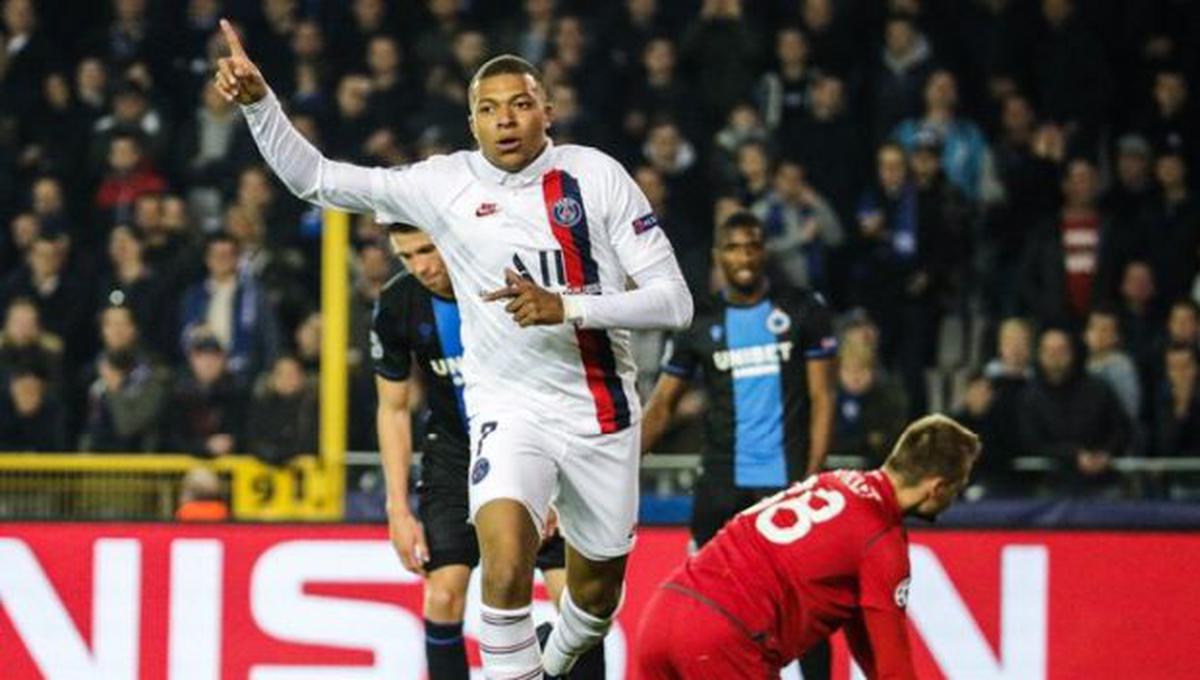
xmin=635 ymin=583 xmax=780 ymax=680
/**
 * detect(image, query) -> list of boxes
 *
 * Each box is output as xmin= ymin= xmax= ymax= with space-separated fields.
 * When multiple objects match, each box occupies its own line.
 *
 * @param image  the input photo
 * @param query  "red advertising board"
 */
xmin=1 ymin=524 xmax=1198 ymax=679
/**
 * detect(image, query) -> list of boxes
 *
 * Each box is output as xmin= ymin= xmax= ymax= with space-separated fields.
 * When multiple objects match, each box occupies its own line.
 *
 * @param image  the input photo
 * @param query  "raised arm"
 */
xmin=214 ymin=19 xmax=439 ymax=225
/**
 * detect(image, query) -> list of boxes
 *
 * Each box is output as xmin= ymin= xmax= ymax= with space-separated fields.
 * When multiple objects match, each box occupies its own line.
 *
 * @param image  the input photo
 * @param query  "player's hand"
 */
xmin=541 ymin=505 xmax=559 ymax=543
xmin=388 ymin=510 xmax=430 ymax=575
xmin=481 ymin=268 xmax=565 ymax=327
xmin=213 ymin=19 xmax=268 ymax=105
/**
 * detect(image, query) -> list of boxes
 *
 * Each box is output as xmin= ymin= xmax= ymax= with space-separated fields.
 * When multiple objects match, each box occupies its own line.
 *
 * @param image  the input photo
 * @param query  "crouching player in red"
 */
xmin=637 ymin=414 xmax=980 ymax=679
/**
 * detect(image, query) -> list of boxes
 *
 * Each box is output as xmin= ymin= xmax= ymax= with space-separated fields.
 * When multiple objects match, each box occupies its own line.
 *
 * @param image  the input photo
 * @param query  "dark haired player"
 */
xmin=642 ymin=210 xmax=837 ymax=677
xmin=374 ymin=224 xmax=603 ymax=679
xmin=638 ymin=415 xmax=981 ymax=679
xmin=217 ymin=19 xmax=692 ymax=677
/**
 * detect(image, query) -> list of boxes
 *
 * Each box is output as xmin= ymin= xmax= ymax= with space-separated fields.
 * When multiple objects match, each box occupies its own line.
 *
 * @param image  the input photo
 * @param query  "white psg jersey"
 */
xmin=244 ymin=94 xmax=682 ymax=434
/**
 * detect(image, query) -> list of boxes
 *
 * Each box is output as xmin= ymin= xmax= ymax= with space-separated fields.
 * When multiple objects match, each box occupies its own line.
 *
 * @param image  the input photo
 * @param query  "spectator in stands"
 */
xmin=856 ymin=142 xmax=957 ymax=414
xmin=0 ymin=233 xmax=92 ymax=370
xmin=364 ymin=35 xmax=420 ymax=130
xmin=909 ymin=131 xmax=972 ymax=300
xmin=332 ymin=0 xmax=393 ymax=75
xmin=893 ymin=69 xmax=994 ymax=201
xmin=98 ymin=225 xmax=167 ymax=352
xmin=957 ymin=0 xmax=1034 ymax=111
xmin=1084 ymin=306 xmax=1143 ymax=422
xmin=23 ymin=72 xmax=90 ymax=187
xmin=868 ymin=13 xmax=936 ymax=145
xmin=679 ymin=0 xmax=763 ymax=127
xmin=73 ymin=56 xmax=108 ymax=127
xmin=247 ymin=355 xmax=316 ymax=465
xmin=951 ymin=370 xmax=1006 ymax=496
xmin=981 ymin=317 xmax=1034 ymax=485
xmin=1143 ymin=149 xmax=1200 ymax=304
xmin=90 ymin=80 xmax=168 ymax=170
xmin=756 ymin=25 xmax=814 ymax=151
xmin=0 ymin=0 xmax=53 ymax=121
xmin=751 ymin=160 xmax=843 ymax=291
xmin=0 ymin=297 xmax=62 ymax=390
xmin=1033 ymin=0 xmax=1111 ymax=146
xmin=798 ymin=0 xmax=854 ymax=76
xmin=606 ymin=0 xmax=670 ymax=80
xmin=1135 ymin=66 xmax=1197 ymax=163
xmin=79 ymin=343 xmax=170 ymax=452
xmin=413 ymin=0 xmax=464 ymax=74
xmin=732 ymin=140 xmax=773 ymax=206
xmin=1165 ymin=299 xmax=1200 ymax=350
xmin=94 ymin=132 xmax=167 ymax=230
xmin=165 ymin=331 xmax=247 ymax=457
xmin=180 ymin=233 xmax=279 ymax=380
xmin=88 ymin=0 xmax=163 ymax=73
xmin=643 ymin=119 xmax=710 ymax=256
xmin=175 ymin=466 xmax=228 ymax=521
xmin=294 ymin=311 xmax=321 ymax=375
xmin=1118 ymin=261 xmax=1163 ymax=378
xmin=2 ymin=212 xmax=39 ymax=275
xmin=29 ymin=177 xmax=69 ymax=236
xmin=1154 ymin=344 xmax=1200 ymax=459
xmin=1019 ymin=327 xmax=1131 ymax=496
xmin=1018 ymin=158 xmax=1119 ymax=328
xmin=621 ymin=37 xmax=694 ymax=158
xmin=0 ymin=368 xmax=64 ymax=451
xmin=985 ymin=94 xmax=1060 ymax=317
xmin=329 ymin=74 xmax=377 ymax=161
xmin=176 ymin=82 xmax=251 ymax=232
xmin=790 ymin=75 xmax=859 ymax=227
xmin=550 ymin=16 xmax=615 ymax=120
xmin=1152 ymin=340 xmax=1200 ymax=467
xmin=496 ymin=0 xmax=556 ymax=65
xmin=832 ymin=341 xmax=908 ymax=466
xmin=1102 ymin=135 xmax=1157 ymax=238
xmin=713 ymin=103 xmax=768 ymax=181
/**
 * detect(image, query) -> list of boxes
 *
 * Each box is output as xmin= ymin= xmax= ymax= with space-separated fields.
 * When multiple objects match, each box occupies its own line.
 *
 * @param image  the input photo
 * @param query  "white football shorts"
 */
xmin=466 ymin=410 xmax=640 ymax=561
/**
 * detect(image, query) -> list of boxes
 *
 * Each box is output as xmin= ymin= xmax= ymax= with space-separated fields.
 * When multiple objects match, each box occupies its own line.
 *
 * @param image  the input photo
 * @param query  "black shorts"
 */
xmin=418 ymin=433 xmax=566 ymax=572
xmin=689 ymin=474 xmax=783 ymax=548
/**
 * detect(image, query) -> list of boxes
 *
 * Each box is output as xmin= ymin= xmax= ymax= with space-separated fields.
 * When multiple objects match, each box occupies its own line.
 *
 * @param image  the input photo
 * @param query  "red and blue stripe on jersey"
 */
xmin=542 ymin=169 xmax=631 ymax=433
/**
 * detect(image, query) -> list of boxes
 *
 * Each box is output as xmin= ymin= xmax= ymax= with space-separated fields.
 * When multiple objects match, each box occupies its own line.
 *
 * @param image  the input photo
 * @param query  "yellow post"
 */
xmin=319 ymin=208 xmax=350 ymax=519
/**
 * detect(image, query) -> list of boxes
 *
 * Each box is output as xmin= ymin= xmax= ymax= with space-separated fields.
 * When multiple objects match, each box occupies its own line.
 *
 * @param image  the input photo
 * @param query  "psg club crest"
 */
xmin=552 ymin=196 xmax=584 ymax=228
xmin=471 ymin=457 xmax=491 ymax=485
xmin=766 ymin=308 xmax=792 ymax=335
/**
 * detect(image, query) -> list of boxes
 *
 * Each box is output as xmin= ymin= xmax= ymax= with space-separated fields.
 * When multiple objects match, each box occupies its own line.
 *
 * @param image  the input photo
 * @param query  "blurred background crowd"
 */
xmin=1 ymin=0 xmax=1199 ymax=500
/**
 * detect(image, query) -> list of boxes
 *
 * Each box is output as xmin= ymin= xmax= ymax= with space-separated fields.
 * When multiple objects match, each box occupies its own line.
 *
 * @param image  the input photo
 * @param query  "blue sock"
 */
xmin=425 ymin=619 xmax=469 ymax=680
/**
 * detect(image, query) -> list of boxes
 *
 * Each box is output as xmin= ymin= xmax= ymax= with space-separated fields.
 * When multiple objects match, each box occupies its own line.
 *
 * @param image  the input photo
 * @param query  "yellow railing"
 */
xmin=0 ymin=453 xmax=335 ymax=520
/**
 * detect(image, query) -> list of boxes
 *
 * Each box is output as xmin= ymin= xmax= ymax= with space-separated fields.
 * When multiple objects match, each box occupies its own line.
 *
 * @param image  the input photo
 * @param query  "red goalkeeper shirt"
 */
xmin=666 ymin=469 xmax=916 ymax=678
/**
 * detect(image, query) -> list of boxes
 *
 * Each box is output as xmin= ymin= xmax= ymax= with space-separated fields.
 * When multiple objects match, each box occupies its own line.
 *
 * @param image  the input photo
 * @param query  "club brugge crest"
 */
xmin=552 ymin=196 xmax=584 ymax=228
xmin=766 ymin=308 xmax=792 ymax=335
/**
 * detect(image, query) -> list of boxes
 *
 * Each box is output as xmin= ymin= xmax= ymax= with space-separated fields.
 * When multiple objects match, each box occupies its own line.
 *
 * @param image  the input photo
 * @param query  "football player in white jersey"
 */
xmin=215 ymin=20 xmax=693 ymax=679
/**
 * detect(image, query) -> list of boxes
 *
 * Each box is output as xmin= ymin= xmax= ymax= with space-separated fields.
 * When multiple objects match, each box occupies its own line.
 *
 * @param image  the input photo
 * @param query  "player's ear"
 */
xmin=542 ymin=101 xmax=555 ymax=131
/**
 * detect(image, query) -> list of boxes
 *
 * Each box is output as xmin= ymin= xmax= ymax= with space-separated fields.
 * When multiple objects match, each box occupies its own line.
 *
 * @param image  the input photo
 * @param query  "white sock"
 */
xmin=478 ymin=603 xmax=542 ymax=679
xmin=542 ymin=588 xmax=614 ymax=676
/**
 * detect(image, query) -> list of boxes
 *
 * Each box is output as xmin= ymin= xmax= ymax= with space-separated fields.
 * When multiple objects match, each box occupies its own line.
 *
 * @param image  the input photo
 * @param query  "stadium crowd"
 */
xmin=1 ymin=0 xmax=1199 ymax=499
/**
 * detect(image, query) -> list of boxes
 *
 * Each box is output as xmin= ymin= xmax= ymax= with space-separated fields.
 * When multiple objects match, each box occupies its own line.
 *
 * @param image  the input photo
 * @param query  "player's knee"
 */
xmin=480 ymin=557 xmax=535 ymax=605
xmin=569 ymin=579 xmax=621 ymax=619
xmin=424 ymin=584 xmax=466 ymax=622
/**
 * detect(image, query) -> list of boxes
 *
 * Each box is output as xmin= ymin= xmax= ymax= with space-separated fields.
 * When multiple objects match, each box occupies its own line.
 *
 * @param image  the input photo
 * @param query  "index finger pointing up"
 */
xmin=220 ymin=19 xmax=247 ymax=58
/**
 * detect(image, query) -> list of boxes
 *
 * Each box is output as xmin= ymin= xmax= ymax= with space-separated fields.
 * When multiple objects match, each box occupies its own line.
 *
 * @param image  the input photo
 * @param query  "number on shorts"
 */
xmin=750 ymin=485 xmax=846 ymax=545
xmin=475 ymin=421 xmax=498 ymax=458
